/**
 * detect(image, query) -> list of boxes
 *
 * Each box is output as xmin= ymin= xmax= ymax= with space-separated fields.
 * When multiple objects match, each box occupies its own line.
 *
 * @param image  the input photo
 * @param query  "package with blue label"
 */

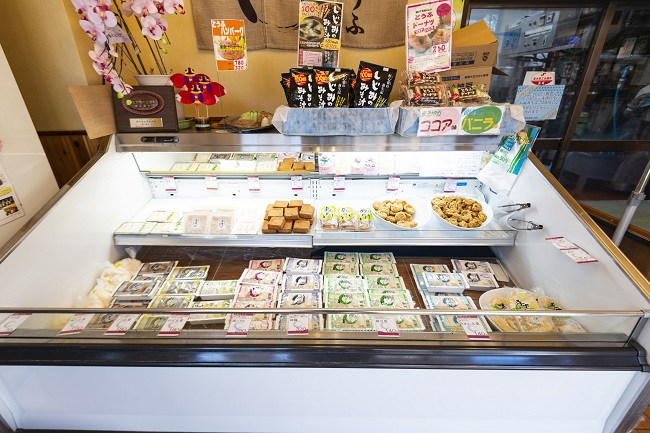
xmin=284 ymin=273 xmax=322 ymax=292
xmin=426 ymin=295 xmax=488 ymax=333
xmin=324 ymin=275 xmax=368 ymax=293
xmin=283 ymin=257 xmax=323 ymax=274
xmin=422 ymin=272 xmax=469 ymax=294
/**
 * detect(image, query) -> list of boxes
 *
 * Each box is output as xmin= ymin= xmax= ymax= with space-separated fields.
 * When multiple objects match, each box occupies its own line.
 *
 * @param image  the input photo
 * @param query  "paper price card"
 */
xmin=226 ymin=314 xmax=253 ymax=337
xmin=104 ymin=314 xmax=140 ymax=336
xmin=205 ymin=175 xmax=218 ymax=190
xmin=406 ymin=0 xmax=453 ymax=73
xmin=59 ymin=314 xmax=94 ymax=336
xmin=158 ymin=314 xmax=190 ymax=337
xmin=333 ymin=175 xmax=345 ymax=191
xmin=0 ymin=313 xmax=31 ymax=336
xmin=456 ymin=315 xmax=490 ymax=340
xmin=374 ymin=315 xmax=400 ymax=337
xmin=298 ymin=1 xmax=343 ymax=68
xmin=163 ymin=176 xmax=176 ymax=192
xmin=291 ymin=175 xmax=303 ymax=191
xmin=287 ymin=314 xmax=310 ymax=336
xmin=212 ymin=19 xmax=247 ymax=71
xmin=545 ymin=237 xmax=598 ymax=264
xmin=387 ymin=175 xmax=400 ymax=192
xmin=458 ymin=105 xmax=505 ymax=135
xmin=248 ymin=176 xmax=261 ymax=192
xmin=443 ymin=178 xmax=457 ymax=192
xmin=417 ymin=107 xmax=462 ymax=136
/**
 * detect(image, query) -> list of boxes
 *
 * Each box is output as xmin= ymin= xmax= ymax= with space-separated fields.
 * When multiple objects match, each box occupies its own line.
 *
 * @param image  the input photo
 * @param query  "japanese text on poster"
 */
xmin=298 ymin=1 xmax=343 ymax=68
xmin=212 ymin=19 xmax=247 ymax=71
xmin=0 ymin=159 xmax=25 ymax=227
xmin=417 ymin=106 xmax=462 ymax=136
xmin=458 ymin=105 xmax=505 ymax=135
xmin=515 ymin=85 xmax=565 ymax=121
xmin=406 ymin=0 xmax=452 ymax=73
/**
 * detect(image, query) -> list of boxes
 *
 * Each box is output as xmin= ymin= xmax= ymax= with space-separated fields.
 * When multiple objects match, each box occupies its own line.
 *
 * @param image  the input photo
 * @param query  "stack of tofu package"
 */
xmin=410 ymin=259 xmax=500 ymax=332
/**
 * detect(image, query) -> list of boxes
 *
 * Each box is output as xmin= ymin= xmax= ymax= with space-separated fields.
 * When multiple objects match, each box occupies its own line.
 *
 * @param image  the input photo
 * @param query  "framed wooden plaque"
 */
xmin=112 ymin=85 xmax=179 ymax=133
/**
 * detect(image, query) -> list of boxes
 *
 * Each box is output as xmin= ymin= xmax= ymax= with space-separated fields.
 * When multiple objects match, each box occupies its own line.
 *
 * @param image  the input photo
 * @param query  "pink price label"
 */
xmin=437 ymin=3 xmax=451 ymax=16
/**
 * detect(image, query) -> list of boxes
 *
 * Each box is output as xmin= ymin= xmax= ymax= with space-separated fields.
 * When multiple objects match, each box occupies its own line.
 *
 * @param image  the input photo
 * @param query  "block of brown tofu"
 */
xmin=261 ymin=220 xmax=276 ymax=234
xmin=267 ymin=207 xmax=284 ymax=218
xmin=292 ymin=162 xmax=305 ymax=171
xmin=283 ymin=158 xmax=295 ymax=164
xmin=293 ymin=219 xmax=311 ymax=234
xmin=274 ymin=200 xmax=289 ymax=208
xmin=284 ymin=207 xmax=299 ymax=220
xmin=304 ymin=162 xmax=316 ymax=172
xmin=288 ymin=199 xmax=303 ymax=208
xmin=299 ymin=204 xmax=314 ymax=219
xmin=278 ymin=163 xmax=292 ymax=171
xmin=279 ymin=220 xmax=293 ymax=234
xmin=268 ymin=216 xmax=285 ymax=231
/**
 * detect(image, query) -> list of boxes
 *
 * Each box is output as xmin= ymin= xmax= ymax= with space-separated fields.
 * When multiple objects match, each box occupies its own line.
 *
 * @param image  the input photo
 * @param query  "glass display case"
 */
xmin=0 ymin=131 xmax=647 ymax=432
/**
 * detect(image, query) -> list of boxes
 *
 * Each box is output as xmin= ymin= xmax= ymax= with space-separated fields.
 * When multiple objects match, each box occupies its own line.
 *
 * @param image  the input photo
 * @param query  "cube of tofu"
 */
xmin=292 ymin=162 xmax=305 ymax=171
xmin=279 ymin=220 xmax=293 ymax=234
xmin=293 ymin=219 xmax=311 ymax=234
xmin=268 ymin=216 xmax=285 ymax=231
xmin=274 ymin=200 xmax=289 ymax=208
xmin=268 ymin=207 xmax=284 ymax=218
xmin=284 ymin=207 xmax=299 ymax=220
xmin=278 ymin=163 xmax=292 ymax=172
xmin=299 ymin=204 xmax=314 ymax=219
xmin=261 ymin=220 xmax=276 ymax=234
xmin=304 ymin=162 xmax=316 ymax=172
xmin=288 ymin=200 xmax=303 ymax=208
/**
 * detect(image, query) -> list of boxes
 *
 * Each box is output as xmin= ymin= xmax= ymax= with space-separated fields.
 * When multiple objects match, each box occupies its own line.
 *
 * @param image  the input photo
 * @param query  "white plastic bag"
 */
xmin=477 ymin=126 xmax=540 ymax=195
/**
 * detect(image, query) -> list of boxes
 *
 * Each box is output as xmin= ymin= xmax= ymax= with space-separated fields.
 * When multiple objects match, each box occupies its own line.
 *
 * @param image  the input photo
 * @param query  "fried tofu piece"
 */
xmin=304 ymin=162 xmax=315 ymax=172
xmin=261 ymin=220 xmax=276 ymax=234
xmin=268 ymin=216 xmax=285 ymax=231
xmin=292 ymin=162 xmax=305 ymax=171
xmin=299 ymin=204 xmax=314 ymax=219
xmin=285 ymin=207 xmax=299 ymax=220
xmin=267 ymin=207 xmax=284 ymax=218
xmin=274 ymin=200 xmax=289 ymax=208
xmin=293 ymin=219 xmax=311 ymax=234
xmin=279 ymin=220 xmax=293 ymax=234
xmin=288 ymin=199 xmax=303 ymax=208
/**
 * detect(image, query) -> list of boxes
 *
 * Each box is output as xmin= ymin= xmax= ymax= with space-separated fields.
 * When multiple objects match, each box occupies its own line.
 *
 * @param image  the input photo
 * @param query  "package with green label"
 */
xmin=323 ymin=251 xmax=359 ymax=265
xmin=197 ymin=280 xmax=238 ymax=300
xmin=159 ymin=279 xmax=203 ymax=296
xmin=365 ymin=275 xmax=406 ymax=291
xmin=392 ymin=314 xmax=425 ymax=331
xmin=148 ymin=294 xmax=194 ymax=309
xmin=325 ymin=291 xmax=369 ymax=309
xmin=326 ymin=313 xmax=374 ymax=331
xmin=368 ymin=291 xmax=413 ymax=309
xmin=322 ymin=262 xmax=359 ymax=276
xmin=360 ymin=262 xmax=399 ymax=277
xmin=187 ymin=299 xmax=232 ymax=324
xmin=359 ymin=252 xmax=396 ymax=264
xmin=134 ymin=314 xmax=170 ymax=332
xmin=324 ymin=275 xmax=367 ymax=293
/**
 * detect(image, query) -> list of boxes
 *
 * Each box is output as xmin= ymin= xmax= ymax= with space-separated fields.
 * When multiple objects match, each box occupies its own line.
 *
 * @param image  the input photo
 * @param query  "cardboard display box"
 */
xmin=438 ymin=20 xmax=506 ymax=91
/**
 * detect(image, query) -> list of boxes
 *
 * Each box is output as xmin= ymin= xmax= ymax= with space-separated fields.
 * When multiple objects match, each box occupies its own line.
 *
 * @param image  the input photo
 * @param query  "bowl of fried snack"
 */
xmin=431 ymin=194 xmax=493 ymax=230
xmin=372 ymin=197 xmax=430 ymax=230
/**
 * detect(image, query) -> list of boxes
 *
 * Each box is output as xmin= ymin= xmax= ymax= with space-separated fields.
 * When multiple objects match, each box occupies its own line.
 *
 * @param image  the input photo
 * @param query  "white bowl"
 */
xmin=371 ymin=196 xmax=431 ymax=230
xmin=430 ymin=193 xmax=493 ymax=230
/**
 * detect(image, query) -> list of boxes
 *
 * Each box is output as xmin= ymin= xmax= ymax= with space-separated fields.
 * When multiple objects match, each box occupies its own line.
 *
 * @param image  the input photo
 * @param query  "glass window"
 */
xmin=573 ymin=6 xmax=650 ymax=140
xmin=469 ymin=8 xmax=601 ymax=138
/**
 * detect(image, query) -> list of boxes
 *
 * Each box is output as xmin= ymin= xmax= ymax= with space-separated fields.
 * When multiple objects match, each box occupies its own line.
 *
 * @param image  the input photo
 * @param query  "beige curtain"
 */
xmin=192 ymin=0 xmax=407 ymax=51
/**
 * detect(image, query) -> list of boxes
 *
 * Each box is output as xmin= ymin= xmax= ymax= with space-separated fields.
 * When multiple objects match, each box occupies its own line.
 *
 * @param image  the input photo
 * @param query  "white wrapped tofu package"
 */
xmin=477 ymin=125 xmax=540 ymax=195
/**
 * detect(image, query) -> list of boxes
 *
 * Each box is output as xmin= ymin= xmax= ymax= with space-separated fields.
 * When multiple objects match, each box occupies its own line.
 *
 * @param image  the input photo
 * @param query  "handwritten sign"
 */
xmin=387 ymin=175 xmax=400 ymax=192
xmin=456 ymin=315 xmax=490 ymax=340
xmin=515 ymin=85 xmax=565 ymax=120
xmin=458 ymin=105 xmax=504 ymax=135
xmin=205 ymin=175 xmax=218 ymax=190
xmin=333 ymin=175 xmax=345 ymax=191
xmin=406 ymin=0 xmax=453 ymax=73
xmin=59 ymin=314 xmax=94 ymax=336
xmin=163 ymin=176 xmax=176 ymax=192
xmin=417 ymin=107 xmax=461 ymax=136
xmin=247 ymin=176 xmax=261 ymax=192
xmin=0 ymin=313 xmax=31 ymax=336
xmin=212 ymin=19 xmax=247 ymax=71
xmin=374 ymin=315 xmax=400 ymax=337
xmin=291 ymin=175 xmax=303 ymax=191
xmin=104 ymin=314 xmax=140 ymax=336
xmin=287 ymin=314 xmax=310 ymax=335
xmin=546 ymin=236 xmax=598 ymax=264
xmin=226 ymin=314 xmax=253 ymax=336
xmin=158 ymin=314 xmax=190 ymax=337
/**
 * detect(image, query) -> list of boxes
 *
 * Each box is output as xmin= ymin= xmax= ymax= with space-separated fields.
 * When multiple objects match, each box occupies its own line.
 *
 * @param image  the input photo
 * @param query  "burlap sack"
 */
xmin=192 ymin=0 xmax=407 ymax=51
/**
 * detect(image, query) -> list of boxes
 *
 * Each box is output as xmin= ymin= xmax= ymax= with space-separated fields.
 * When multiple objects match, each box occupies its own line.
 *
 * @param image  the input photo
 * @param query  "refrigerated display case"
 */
xmin=0 ymin=131 xmax=647 ymax=433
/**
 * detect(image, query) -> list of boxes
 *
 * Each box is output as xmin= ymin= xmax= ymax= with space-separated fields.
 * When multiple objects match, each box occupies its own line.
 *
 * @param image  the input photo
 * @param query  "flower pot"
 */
xmin=133 ymin=74 xmax=185 ymax=120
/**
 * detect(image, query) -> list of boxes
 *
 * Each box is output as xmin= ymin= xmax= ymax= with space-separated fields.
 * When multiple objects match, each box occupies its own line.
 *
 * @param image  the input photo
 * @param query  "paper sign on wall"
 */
xmin=406 ymin=0 xmax=453 ymax=73
xmin=298 ymin=1 xmax=343 ymax=68
xmin=212 ymin=19 xmax=247 ymax=71
xmin=417 ymin=106 xmax=462 ymax=136
xmin=515 ymin=85 xmax=565 ymax=120
xmin=0 ymin=160 xmax=25 ymax=227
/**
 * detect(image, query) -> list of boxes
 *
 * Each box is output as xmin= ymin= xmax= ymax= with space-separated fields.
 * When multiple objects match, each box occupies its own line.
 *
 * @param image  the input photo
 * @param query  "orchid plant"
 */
xmin=72 ymin=0 xmax=185 ymax=95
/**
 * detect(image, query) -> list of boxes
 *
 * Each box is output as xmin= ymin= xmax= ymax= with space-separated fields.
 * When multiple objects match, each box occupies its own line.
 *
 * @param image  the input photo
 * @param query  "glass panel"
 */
xmin=573 ymin=6 xmax=650 ymax=140
xmin=469 ymin=8 xmax=601 ymax=138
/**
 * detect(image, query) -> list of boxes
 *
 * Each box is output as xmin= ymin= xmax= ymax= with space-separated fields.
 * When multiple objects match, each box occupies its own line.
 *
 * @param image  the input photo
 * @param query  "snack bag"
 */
xmin=313 ymin=68 xmax=350 ymax=108
xmin=404 ymin=83 xmax=448 ymax=106
xmin=354 ymin=208 xmax=374 ymax=231
xmin=353 ymin=61 xmax=397 ymax=108
xmin=449 ymin=84 xmax=491 ymax=104
xmin=289 ymin=68 xmax=315 ymax=107
xmin=319 ymin=205 xmax=338 ymax=230
xmin=337 ymin=206 xmax=355 ymax=230
xmin=476 ymin=126 xmax=540 ymax=195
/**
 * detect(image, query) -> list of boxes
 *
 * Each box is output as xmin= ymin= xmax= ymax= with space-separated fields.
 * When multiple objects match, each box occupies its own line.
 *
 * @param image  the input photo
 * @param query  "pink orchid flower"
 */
xmin=71 ymin=0 xmax=91 ymax=20
xmin=131 ymin=0 xmax=158 ymax=16
xmin=141 ymin=13 xmax=167 ymax=40
xmin=89 ymin=43 xmax=114 ymax=75
xmin=79 ymin=19 xmax=107 ymax=44
xmin=88 ymin=0 xmax=118 ymax=28
xmin=106 ymin=70 xmax=132 ymax=94
xmin=163 ymin=0 xmax=184 ymax=14
xmin=120 ymin=0 xmax=135 ymax=16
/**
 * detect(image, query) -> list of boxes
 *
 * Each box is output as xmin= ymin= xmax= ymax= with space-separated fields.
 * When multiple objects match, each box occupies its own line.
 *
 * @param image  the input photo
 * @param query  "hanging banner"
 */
xmin=298 ymin=1 xmax=343 ymax=67
xmin=212 ymin=19 xmax=247 ymax=71
xmin=406 ymin=0 xmax=452 ymax=73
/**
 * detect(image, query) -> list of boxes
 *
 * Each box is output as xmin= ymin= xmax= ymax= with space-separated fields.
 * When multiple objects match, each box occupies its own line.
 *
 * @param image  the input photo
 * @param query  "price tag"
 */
xmin=287 ymin=314 xmax=310 ymax=335
xmin=545 ymin=237 xmax=598 ymax=264
xmin=58 ymin=314 xmax=94 ymax=336
xmin=248 ymin=176 xmax=261 ymax=192
xmin=158 ymin=314 xmax=190 ymax=337
xmin=0 ymin=313 xmax=31 ymax=336
xmin=163 ymin=176 xmax=176 ymax=192
xmin=226 ymin=314 xmax=253 ymax=337
xmin=374 ymin=315 xmax=400 ymax=337
xmin=333 ymin=175 xmax=345 ymax=191
xmin=387 ymin=175 xmax=400 ymax=192
xmin=104 ymin=314 xmax=140 ymax=336
xmin=417 ymin=107 xmax=462 ymax=137
xmin=205 ymin=175 xmax=218 ymax=190
xmin=456 ymin=315 xmax=490 ymax=340
xmin=291 ymin=175 xmax=303 ymax=191
xmin=443 ymin=178 xmax=457 ymax=193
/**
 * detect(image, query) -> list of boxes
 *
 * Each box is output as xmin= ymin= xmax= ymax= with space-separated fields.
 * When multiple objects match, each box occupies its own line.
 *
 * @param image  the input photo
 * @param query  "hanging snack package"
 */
xmin=280 ymin=73 xmax=292 ymax=104
xmin=289 ymin=68 xmax=315 ymax=108
xmin=313 ymin=68 xmax=350 ymax=108
xmin=406 ymin=71 xmax=443 ymax=85
xmin=449 ymin=84 xmax=491 ymax=104
xmin=476 ymin=125 xmax=540 ymax=195
xmin=353 ymin=61 xmax=397 ymax=108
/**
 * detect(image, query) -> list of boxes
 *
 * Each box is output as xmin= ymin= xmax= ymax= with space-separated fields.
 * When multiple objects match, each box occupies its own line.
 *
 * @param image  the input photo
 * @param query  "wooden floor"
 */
xmin=632 ymin=405 xmax=650 ymax=431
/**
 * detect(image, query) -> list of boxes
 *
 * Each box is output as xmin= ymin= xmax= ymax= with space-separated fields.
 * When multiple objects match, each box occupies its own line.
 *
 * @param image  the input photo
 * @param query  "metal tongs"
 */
xmin=498 ymin=203 xmax=531 ymax=213
xmin=496 ymin=203 xmax=543 ymax=231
